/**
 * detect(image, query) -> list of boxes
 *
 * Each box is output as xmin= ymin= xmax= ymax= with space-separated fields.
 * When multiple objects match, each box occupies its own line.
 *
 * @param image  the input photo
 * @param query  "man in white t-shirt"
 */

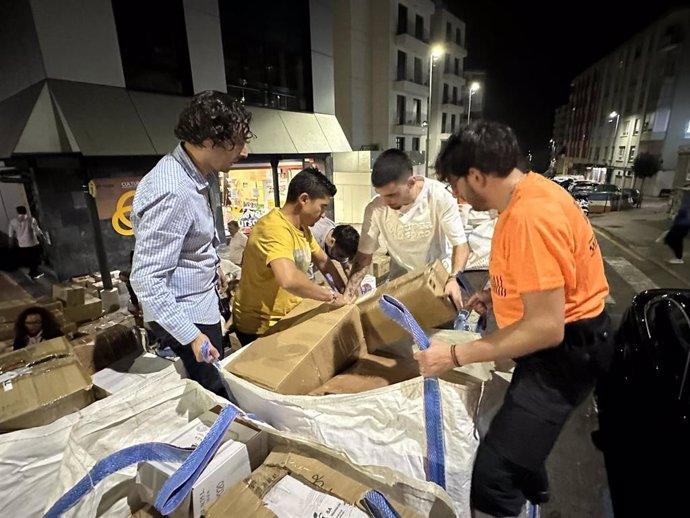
xmin=227 ymin=220 xmax=248 ymax=265
xmin=344 ymin=149 xmax=469 ymax=308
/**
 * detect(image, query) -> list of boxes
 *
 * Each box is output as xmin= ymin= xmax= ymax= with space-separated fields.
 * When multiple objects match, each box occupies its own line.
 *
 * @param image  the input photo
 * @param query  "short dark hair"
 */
xmin=228 ymin=220 xmax=240 ymax=229
xmin=16 ymin=206 xmax=27 ymax=215
xmin=331 ymin=225 xmax=359 ymax=260
xmin=286 ymin=167 xmax=337 ymax=203
xmin=371 ymin=149 xmax=413 ymax=188
xmin=174 ymin=90 xmax=253 ymax=148
xmin=435 ymin=121 xmax=521 ymax=182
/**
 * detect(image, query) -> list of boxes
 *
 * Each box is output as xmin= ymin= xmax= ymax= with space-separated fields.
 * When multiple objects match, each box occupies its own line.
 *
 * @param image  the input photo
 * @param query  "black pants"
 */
xmin=664 ymin=224 xmax=689 ymax=259
xmin=150 ymin=321 xmax=225 ymax=397
xmin=22 ymin=245 xmax=41 ymax=277
xmin=471 ymin=311 xmax=614 ymax=517
xmin=235 ymin=329 xmax=259 ymax=347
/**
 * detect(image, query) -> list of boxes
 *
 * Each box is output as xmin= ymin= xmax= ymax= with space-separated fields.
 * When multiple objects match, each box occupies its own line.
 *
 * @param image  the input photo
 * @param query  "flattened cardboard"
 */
xmin=357 ymin=261 xmax=457 ymax=353
xmin=228 ymin=305 xmax=366 ymax=395
xmin=308 ymin=353 xmax=421 ymax=395
xmin=206 ymin=447 xmax=422 ymax=518
xmin=52 ymin=284 xmax=86 ymax=307
xmin=0 ymin=355 xmax=94 ymax=432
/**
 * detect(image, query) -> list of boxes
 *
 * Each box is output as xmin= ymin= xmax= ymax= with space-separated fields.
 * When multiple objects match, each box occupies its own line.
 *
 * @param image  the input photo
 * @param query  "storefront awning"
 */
xmin=0 ymin=80 xmax=351 ymax=158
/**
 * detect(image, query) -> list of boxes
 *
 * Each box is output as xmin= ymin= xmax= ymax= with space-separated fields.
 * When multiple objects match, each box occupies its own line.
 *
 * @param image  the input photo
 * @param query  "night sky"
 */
xmin=448 ymin=0 xmax=685 ymax=171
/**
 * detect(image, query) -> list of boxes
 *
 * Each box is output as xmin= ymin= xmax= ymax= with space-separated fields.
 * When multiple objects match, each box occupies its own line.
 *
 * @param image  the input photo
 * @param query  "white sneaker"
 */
xmin=667 ymin=258 xmax=684 ymax=265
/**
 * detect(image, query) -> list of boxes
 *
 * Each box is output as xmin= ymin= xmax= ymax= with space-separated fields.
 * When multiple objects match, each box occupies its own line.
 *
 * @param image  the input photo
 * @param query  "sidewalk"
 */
xmin=589 ymin=198 xmax=690 ymax=287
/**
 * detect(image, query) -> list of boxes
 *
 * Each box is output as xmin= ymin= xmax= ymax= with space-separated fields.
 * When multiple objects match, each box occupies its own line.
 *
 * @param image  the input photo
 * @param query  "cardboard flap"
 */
xmin=228 ymin=305 xmax=367 ymax=395
xmin=0 ymin=336 xmax=73 ymax=373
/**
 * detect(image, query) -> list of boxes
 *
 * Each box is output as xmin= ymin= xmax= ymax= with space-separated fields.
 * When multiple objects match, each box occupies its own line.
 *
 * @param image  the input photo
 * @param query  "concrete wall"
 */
xmin=29 ymin=0 xmax=125 ymax=87
xmin=310 ymin=0 xmax=336 ymax=115
xmin=183 ymin=0 xmax=227 ymax=93
xmin=0 ymin=0 xmax=45 ymax=101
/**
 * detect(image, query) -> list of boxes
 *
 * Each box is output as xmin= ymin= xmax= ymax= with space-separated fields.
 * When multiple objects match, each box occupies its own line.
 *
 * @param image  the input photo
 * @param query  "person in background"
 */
xmin=344 ymin=149 xmax=469 ymax=308
xmin=310 ymin=216 xmax=360 ymax=270
xmin=130 ymin=91 xmax=252 ymax=396
xmin=9 ymin=206 xmax=45 ymax=280
xmin=663 ymin=197 xmax=690 ymax=264
xmin=227 ymin=220 xmax=248 ymax=265
xmin=13 ymin=306 xmax=64 ymax=350
xmin=233 ymin=168 xmax=347 ymax=346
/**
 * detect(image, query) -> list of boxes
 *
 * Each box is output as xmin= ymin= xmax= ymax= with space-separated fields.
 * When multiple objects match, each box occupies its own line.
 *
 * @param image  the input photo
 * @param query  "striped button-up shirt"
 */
xmin=130 ymin=143 xmax=220 ymax=345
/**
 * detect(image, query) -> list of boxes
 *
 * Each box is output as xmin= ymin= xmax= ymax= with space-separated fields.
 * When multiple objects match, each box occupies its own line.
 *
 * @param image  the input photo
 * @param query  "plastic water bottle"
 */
xmin=454 ymin=310 xmax=471 ymax=332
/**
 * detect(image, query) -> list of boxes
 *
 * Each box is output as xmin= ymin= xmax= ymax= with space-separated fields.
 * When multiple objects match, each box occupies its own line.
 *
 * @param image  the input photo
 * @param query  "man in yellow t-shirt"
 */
xmin=416 ymin=122 xmax=613 ymax=518
xmin=233 ymin=167 xmax=347 ymax=345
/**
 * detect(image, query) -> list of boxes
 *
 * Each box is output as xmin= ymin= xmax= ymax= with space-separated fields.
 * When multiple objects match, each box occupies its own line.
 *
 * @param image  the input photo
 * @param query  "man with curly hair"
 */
xmin=131 ymin=90 xmax=252 ymax=395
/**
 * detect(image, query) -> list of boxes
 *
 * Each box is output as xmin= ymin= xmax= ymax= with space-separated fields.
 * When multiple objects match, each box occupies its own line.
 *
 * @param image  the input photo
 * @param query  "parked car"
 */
xmin=569 ymin=181 xmax=597 ymax=197
xmin=589 ymin=184 xmax=624 ymax=211
xmin=596 ymin=289 xmax=690 ymax=517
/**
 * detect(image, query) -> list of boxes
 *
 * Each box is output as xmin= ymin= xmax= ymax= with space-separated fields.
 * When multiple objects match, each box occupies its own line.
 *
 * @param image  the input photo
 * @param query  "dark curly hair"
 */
xmin=174 ymin=90 xmax=254 ymax=148
xmin=13 ymin=306 xmax=64 ymax=350
xmin=331 ymin=225 xmax=360 ymax=261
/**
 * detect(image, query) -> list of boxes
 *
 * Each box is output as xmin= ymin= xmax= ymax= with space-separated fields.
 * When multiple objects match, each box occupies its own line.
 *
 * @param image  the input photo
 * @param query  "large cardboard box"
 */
xmin=52 ymin=284 xmax=86 ymax=307
xmin=372 ymin=254 xmax=391 ymax=280
xmin=0 ymin=338 xmax=94 ymax=432
xmin=63 ymin=296 xmax=103 ymax=324
xmin=309 ymin=353 xmax=421 ymax=396
xmin=206 ymin=446 xmax=422 ymax=518
xmin=356 ymin=261 xmax=457 ymax=353
xmin=228 ymin=305 xmax=367 ymax=395
xmin=261 ymin=298 xmax=328 ymax=337
xmin=137 ymin=411 xmax=266 ymax=518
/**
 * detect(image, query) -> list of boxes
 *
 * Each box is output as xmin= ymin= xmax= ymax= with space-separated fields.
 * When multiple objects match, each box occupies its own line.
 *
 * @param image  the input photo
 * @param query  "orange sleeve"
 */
xmin=505 ymin=209 xmax=572 ymax=294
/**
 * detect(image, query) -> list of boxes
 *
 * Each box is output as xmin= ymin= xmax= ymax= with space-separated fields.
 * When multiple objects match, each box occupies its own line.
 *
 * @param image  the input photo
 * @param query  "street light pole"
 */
xmin=467 ymin=82 xmax=480 ymax=125
xmin=608 ymin=111 xmax=620 ymax=164
xmin=425 ymin=45 xmax=444 ymax=177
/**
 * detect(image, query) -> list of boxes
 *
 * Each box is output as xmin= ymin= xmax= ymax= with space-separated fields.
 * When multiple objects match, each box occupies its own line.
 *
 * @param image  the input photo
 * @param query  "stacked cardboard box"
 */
xmin=0 ymin=336 xmax=95 ymax=432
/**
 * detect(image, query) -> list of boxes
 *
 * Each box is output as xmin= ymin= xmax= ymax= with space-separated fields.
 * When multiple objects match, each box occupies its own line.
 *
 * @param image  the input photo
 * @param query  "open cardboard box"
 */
xmin=206 ymin=433 xmax=427 ymax=518
xmin=228 ymin=261 xmax=474 ymax=396
xmin=0 ymin=337 xmax=95 ymax=432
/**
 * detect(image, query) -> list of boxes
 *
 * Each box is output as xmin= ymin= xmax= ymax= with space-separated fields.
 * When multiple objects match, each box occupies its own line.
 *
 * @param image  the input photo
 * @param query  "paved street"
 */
xmin=541 ymin=199 xmax=689 ymax=518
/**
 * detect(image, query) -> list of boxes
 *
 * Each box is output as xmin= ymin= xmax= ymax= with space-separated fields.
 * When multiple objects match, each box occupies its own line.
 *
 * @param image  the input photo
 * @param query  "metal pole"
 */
xmin=467 ymin=90 xmax=473 ymax=124
xmin=425 ymin=56 xmax=433 ymax=177
xmin=83 ymin=162 xmax=113 ymax=290
xmin=270 ymin=156 xmax=280 ymax=207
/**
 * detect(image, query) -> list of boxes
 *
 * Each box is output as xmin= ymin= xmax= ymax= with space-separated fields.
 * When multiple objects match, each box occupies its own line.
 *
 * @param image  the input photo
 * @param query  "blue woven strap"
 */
xmin=43 ymin=404 xmax=240 ymax=518
xmin=362 ymin=490 xmax=402 ymax=518
xmin=379 ymin=295 xmax=446 ymax=489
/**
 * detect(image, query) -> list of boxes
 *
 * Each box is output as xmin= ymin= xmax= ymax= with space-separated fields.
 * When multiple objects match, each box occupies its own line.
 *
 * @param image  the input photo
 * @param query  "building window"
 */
xmin=415 ymin=14 xmax=424 ymax=40
xmin=413 ymin=98 xmax=422 ymax=124
xmin=219 ymin=0 xmax=313 ymax=111
xmin=414 ymin=57 xmax=423 ymax=84
xmin=452 ymin=86 xmax=458 ymax=103
xmin=628 ymin=146 xmax=636 ymax=162
xmin=397 ymin=3 xmax=408 ymax=34
xmin=643 ymin=112 xmax=654 ymax=132
xmin=618 ymin=146 xmax=625 ymax=161
xmin=112 ymin=0 xmax=193 ymax=96
xmin=451 ymin=114 xmax=456 ymax=133
xmin=455 ymin=28 xmax=462 ymax=45
xmin=412 ymin=137 xmax=420 ymax=151
xmin=397 ymin=51 xmax=407 ymax=81
xmin=604 ymin=146 xmax=609 ymax=161
xmin=443 ymin=83 xmax=449 ymax=103
xmin=442 ymin=113 xmax=447 ymax=133
xmin=396 ymin=136 xmax=406 ymax=150
xmin=446 ymin=22 xmax=452 ymax=41
xmin=444 ymin=53 xmax=451 ymax=73
xmin=595 ymin=147 xmax=601 ymax=161
xmin=396 ymin=95 xmax=406 ymax=125
xmin=622 ymin=120 xmax=630 ymax=136
xmin=633 ymin=118 xmax=640 ymax=135
xmin=685 ymin=121 xmax=690 ymax=139
xmin=454 ymin=58 xmax=460 ymax=75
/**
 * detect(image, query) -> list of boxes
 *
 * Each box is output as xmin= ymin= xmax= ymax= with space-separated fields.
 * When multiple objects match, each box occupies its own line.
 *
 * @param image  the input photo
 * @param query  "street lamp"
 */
xmin=467 ymin=82 xmax=480 ymax=124
xmin=608 ymin=111 xmax=620 ymax=164
xmin=425 ymin=44 xmax=444 ymax=176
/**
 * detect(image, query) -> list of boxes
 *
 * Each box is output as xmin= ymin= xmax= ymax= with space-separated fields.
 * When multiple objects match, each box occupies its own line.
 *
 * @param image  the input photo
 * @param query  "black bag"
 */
xmin=596 ymin=289 xmax=690 ymax=517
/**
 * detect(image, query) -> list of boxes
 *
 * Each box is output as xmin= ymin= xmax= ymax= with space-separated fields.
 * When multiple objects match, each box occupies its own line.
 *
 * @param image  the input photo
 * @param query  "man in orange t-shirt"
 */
xmin=416 ymin=121 xmax=614 ymax=518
